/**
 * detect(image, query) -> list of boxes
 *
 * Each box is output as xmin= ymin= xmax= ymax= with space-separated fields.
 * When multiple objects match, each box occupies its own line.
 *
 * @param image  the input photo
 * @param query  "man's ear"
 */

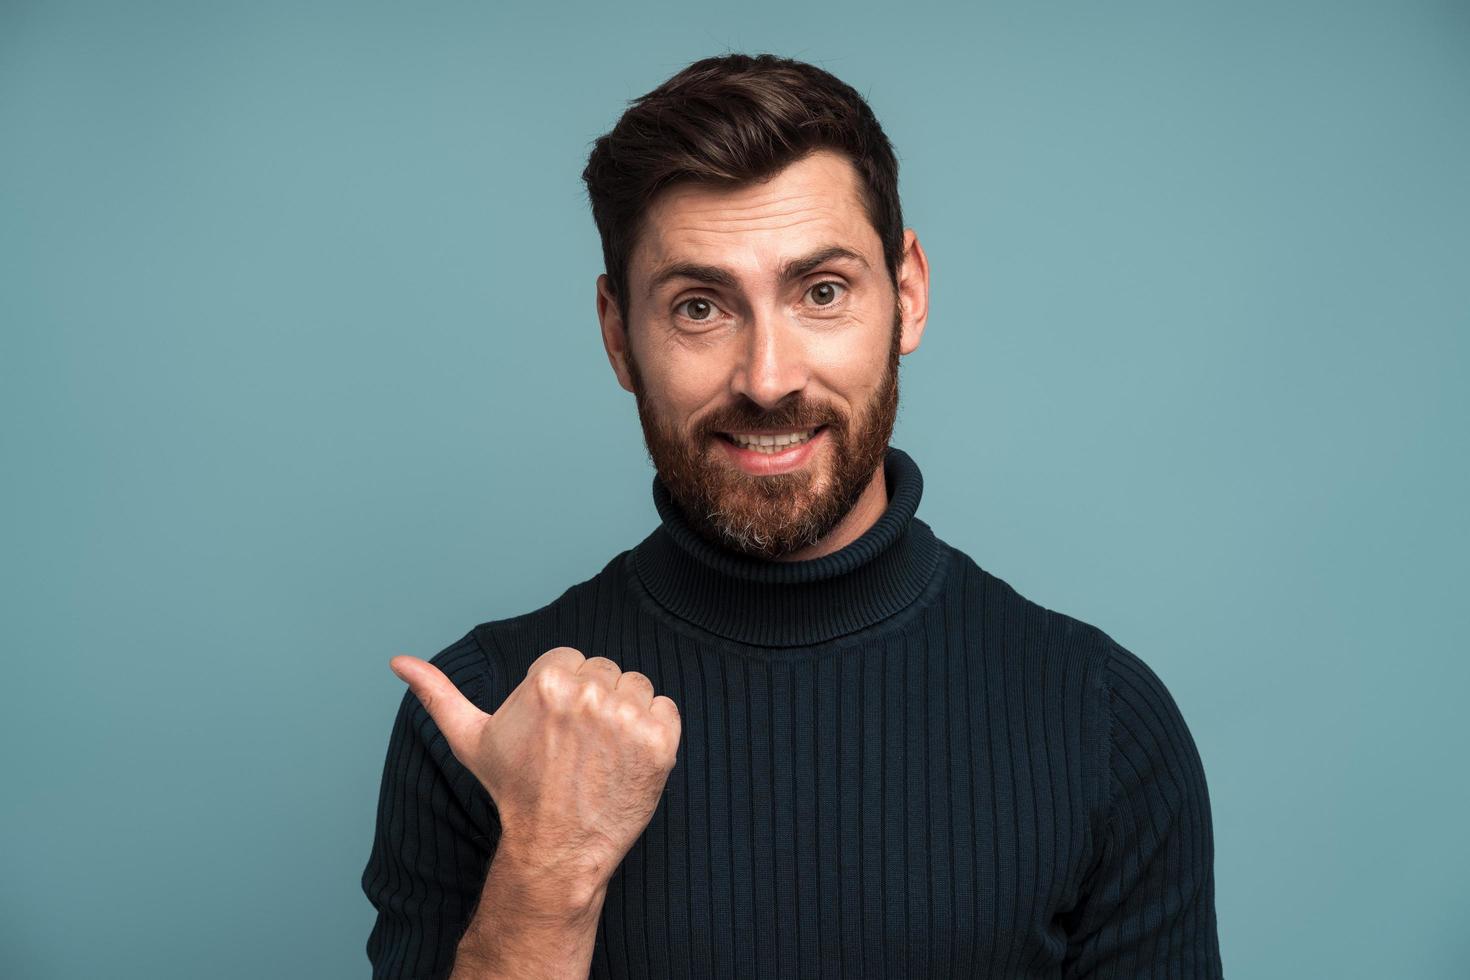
xmin=896 ymin=228 xmax=930 ymax=356
xmin=596 ymin=274 xmax=636 ymax=393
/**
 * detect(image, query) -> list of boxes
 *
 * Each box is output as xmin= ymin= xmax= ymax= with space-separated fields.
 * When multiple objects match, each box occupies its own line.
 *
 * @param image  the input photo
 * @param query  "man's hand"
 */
xmin=389 ymin=647 xmax=682 ymax=904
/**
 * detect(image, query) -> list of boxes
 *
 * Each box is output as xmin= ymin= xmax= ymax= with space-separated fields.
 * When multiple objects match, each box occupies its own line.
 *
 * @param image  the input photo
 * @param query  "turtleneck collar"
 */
xmin=629 ymin=446 xmax=943 ymax=648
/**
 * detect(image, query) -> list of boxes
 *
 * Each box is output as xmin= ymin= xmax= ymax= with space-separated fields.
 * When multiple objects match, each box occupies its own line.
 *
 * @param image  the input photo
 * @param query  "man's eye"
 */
xmin=807 ymin=281 xmax=846 ymax=306
xmin=676 ymin=297 xmax=717 ymax=321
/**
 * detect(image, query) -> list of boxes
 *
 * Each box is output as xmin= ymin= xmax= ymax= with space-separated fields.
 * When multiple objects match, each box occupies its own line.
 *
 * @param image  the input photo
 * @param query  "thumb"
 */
xmin=389 ymin=655 xmax=488 ymax=754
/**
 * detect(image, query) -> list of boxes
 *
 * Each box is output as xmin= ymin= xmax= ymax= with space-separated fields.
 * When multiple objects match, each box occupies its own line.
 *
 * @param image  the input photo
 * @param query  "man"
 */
xmin=362 ymin=53 xmax=1222 ymax=979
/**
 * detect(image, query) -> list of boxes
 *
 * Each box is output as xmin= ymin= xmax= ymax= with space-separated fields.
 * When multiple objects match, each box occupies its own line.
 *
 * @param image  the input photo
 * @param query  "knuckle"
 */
xmin=533 ymin=666 xmax=571 ymax=701
xmin=530 ymin=646 xmax=583 ymax=673
xmin=651 ymin=695 xmax=681 ymax=727
xmin=572 ymin=678 xmax=606 ymax=710
xmin=619 ymin=670 xmax=654 ymax=691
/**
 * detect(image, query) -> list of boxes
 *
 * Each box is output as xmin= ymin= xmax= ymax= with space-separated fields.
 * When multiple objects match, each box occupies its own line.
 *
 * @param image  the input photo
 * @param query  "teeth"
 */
xmin=728 ymin=427 xmax=819 ymax=452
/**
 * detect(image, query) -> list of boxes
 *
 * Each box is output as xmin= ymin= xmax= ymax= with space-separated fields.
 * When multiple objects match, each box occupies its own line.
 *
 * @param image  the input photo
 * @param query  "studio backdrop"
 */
xmin=2 ymin=1 xmax=1466 ymax=977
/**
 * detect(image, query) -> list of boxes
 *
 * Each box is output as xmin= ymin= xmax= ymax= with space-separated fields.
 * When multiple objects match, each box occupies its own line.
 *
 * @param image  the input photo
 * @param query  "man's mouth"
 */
xmin=716 ymin=425 xmax=827 ymax=454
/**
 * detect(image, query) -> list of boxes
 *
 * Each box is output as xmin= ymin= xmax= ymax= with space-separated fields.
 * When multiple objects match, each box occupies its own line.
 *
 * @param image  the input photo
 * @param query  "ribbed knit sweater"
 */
xmin=361 ymin=447 xmax=1223 ymax=978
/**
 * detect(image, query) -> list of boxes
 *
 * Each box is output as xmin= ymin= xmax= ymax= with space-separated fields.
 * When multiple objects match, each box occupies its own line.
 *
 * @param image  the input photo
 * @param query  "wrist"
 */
xmin=489 ymin=837 xmax=608 ymax=923
xmin=454 ymin=850 xmax=606 ymax=980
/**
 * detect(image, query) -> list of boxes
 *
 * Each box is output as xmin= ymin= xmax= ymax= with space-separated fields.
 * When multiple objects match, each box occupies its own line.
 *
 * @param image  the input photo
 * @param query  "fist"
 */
xmin=389 ymin=646 xmax=681 ymax=890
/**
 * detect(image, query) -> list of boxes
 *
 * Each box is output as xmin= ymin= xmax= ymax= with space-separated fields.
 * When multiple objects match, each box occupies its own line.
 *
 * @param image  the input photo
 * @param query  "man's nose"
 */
xmin=730 ymin=307 xmax=809 ymax=411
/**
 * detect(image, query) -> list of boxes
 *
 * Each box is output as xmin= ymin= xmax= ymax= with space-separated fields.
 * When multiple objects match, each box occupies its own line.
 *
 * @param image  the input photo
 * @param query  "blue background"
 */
xmin=3 ymin=2 xmax=1466 ymax=976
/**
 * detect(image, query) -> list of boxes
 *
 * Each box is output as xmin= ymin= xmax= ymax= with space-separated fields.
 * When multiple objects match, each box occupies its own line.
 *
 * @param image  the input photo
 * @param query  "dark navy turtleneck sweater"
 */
xmin=361 ymin=447 xmax=1223 ymax=978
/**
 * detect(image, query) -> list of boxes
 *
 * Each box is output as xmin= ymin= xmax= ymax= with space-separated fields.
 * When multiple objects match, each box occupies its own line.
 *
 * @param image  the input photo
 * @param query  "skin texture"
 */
xmin=387 ymin=147 xmax=930 ymax=976
xmin=596 ymin=147 xmax=930 ymax=560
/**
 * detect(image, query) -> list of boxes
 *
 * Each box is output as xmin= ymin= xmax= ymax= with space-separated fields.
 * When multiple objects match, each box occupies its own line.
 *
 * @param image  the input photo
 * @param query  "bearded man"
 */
xmin=362 ymin=52 xmax=1223 ymax=980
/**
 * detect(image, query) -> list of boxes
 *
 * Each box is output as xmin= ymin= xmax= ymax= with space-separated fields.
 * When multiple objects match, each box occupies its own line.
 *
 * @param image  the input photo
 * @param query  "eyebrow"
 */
xmin=645 ymin=244 xmax=870 ymax=300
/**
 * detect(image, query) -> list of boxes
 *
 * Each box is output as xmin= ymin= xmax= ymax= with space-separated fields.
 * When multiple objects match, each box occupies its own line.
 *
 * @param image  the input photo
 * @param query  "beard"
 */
xmin=626 ymin=303 xmax=903 ymax=560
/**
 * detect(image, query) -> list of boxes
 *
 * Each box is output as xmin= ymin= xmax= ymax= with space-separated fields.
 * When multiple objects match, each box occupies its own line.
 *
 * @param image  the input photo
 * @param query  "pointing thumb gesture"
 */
xmin=387 ymin=645 xmax=680 ymax=894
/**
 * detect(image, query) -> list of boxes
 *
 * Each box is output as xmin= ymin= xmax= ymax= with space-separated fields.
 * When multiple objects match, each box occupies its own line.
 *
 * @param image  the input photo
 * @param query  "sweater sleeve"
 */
xmin=1063 ymin=639 xmax=1223 ymax=978
xmin=361 ymin=633 xmax=503 ymax=980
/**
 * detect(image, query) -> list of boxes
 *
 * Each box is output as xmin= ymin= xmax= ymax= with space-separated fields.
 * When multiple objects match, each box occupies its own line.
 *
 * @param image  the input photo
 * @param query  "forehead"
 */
xmin=630 ymin=149 xmax=880 ymax=290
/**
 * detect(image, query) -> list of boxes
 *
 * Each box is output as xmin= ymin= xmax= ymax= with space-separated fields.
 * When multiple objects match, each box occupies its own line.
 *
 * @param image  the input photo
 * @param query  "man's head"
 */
xmin=583 ymin=54 xmax=929 ymax=560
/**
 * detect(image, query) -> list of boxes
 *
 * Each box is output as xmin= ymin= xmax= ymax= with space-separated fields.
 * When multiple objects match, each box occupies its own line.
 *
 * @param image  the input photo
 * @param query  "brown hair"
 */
xmin=582 ymin=53 xmax=904 ymax=323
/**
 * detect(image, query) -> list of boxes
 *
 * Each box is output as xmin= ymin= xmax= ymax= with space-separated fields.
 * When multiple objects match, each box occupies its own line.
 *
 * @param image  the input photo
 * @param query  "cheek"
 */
xmin=651 ymin=358 xmax=724 ymax=424
xmin=812 ymin=333 xmax=890 ymax=393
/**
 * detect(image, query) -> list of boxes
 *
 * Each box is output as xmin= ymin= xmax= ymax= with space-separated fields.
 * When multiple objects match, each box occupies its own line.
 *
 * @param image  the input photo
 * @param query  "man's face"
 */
xmin=598 ymin=149 xmax=925 ymax=559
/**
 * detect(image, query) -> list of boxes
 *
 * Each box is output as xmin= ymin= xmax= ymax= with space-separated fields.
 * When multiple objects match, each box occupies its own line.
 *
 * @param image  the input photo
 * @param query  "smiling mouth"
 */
xmin=716 ymin=425 xmax=827 ymax=453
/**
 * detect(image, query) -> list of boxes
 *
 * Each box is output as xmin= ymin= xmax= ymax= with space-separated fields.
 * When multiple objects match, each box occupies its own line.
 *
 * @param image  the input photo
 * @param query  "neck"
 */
xmin=632 ymin=446 xmax=943 ymax=647
xmin=774 ymin=461 xmax=889 ymax=562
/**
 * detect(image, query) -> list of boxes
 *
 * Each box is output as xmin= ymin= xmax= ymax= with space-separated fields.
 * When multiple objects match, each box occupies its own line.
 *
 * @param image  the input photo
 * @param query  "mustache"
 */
xmin=702 ymin=404 xmax=841 ymax=436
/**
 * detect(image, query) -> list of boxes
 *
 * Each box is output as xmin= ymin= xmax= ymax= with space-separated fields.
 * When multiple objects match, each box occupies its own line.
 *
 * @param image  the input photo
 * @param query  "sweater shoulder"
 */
xmin=948 ymin=547 xmax=1196 ymax=734
xmin=466 ymin=548 xmax=633 ymax=709
xmin=939 ymin=540 xmax=1209 ymax=836
xmin=939 ymin=540 xmax=1197 ymax=746
xmin=948 ymin=545 xmax=1205 ymax=762
xmin=939 ymin=538 xmax=1121 ymax=667
xmin=1097 ymin=634 xmax=1213 ymax=818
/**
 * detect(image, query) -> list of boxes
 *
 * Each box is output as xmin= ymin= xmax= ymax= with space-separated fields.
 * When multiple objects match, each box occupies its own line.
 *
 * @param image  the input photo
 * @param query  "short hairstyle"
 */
xmin=582 ymin=53 xmax=904 ymax=323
